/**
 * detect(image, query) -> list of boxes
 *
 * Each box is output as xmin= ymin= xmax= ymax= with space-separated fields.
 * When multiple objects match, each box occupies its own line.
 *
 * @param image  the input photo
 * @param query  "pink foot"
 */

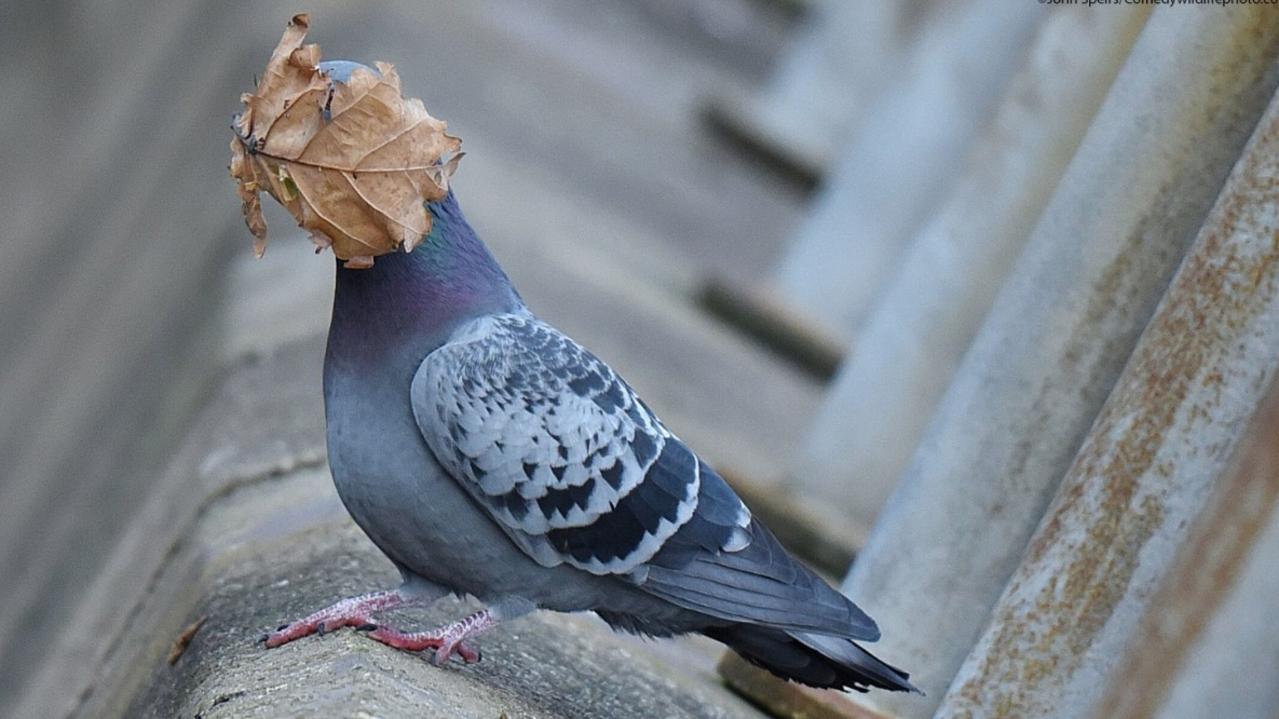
xmin=365 ymin=609 xmax=497 ymax=665
xmin=263 ymin=590 xmax=405 ymax=648
xmin=364 ymin=625 xmax=481 ymax=664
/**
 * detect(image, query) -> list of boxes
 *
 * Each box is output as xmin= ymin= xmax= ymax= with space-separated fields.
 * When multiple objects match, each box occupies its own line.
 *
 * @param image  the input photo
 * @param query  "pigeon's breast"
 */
xmin=322 ymin=361 xmax=615 ymax=609
xmin=323 ymin=365 xmax=466 ymax=572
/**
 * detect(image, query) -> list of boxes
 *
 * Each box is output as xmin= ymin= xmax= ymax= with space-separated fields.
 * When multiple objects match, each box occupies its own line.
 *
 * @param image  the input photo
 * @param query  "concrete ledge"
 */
xmin=134 ymin=472 xmax=760 ymax=718
xmin=18 ymin=337 xmax=763 ymax=719
xmin=719 ymin=654 xmax=891 ymax=719
xmin=15 ymin=337 xmax=328 ymax=719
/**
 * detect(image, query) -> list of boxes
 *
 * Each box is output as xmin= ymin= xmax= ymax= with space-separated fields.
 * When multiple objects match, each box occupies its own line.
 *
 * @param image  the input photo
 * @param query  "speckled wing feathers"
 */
xmin=410 ymin=312 xmax=878 ymax=640
xmin=412 ymin=313 xmax=702 ymax=574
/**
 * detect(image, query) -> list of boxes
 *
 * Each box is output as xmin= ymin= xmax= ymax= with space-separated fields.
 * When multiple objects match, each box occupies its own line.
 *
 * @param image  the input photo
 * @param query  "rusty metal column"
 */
xmin=1152 ymin=511 xmax=1279 ymax=719
xmin=769 ymin=0 xmax=1045 ymax=340
xmin=1091 ymin=375 xmax=1279 ymax=719
xmin=936 ymin=85 xmax=1279 ymax=719
xmin=838 ymin=8 xmax=1279 ymax=717
xmin=790 ymin=5 xmax=1149 ymax=532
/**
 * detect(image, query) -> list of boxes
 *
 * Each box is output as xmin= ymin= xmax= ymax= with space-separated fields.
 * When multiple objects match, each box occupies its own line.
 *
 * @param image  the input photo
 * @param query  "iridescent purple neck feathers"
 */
xmin=326 ymin=192 xmax=522 ymax=373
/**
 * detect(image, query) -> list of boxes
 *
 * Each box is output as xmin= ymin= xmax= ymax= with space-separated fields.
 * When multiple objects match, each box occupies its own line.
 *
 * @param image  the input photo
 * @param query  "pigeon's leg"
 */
xmin=263 ymin=576 xmax=447 ymax=649
xmin=365 ymin=596 xmax=533 ymax=665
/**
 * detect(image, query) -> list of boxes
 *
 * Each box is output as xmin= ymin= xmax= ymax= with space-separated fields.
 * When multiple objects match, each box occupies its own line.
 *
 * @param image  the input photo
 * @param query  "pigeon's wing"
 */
xmin=638 ymin=459 xmax=880 ymax=639
xmin=412 ymin=312 xmax=695 ymax=575
xmin=411 ymin=312 xmax=876 ymax=637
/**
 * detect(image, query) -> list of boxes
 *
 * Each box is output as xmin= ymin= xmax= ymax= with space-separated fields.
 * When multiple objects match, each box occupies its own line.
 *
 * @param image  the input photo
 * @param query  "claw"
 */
xmin=446 ymin=641 xmax=482 ymax=665
xmin=429 ymin=640 xmax=482 ymax=665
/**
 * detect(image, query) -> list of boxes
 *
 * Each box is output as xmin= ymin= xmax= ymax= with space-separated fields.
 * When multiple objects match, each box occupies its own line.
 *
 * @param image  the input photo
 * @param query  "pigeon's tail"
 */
xmin=706 ymin=624 xmax=920 ymax=694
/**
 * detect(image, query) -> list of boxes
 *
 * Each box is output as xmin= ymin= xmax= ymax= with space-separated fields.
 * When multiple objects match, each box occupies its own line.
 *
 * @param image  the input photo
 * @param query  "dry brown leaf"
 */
xmin=228 ymin=13 xmax=462 ymax=267
xmin=167 ymin=614 xmax=207 ymax=665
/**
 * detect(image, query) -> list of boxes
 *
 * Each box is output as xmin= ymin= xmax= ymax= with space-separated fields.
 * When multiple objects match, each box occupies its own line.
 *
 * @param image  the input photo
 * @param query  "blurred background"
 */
xmin=4 ymin=2 xmax=1279 ymax=718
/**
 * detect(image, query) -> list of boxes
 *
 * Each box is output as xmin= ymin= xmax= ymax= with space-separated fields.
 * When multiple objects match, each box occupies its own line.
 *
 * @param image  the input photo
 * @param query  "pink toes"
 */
xmin=261 ymin=594 xmax=493 ymax=665
xmin=363 ymin=625 xmax=481 ymax=664
xmin=262 ymin=614 xmax=372 ymax=648
xmin=436 ymin=638 xmax=481 ymax=665
xmin=364 ymin=625 xmax=444 ymax=652
xmin=261 ymin=590 xmax=405 ymax=648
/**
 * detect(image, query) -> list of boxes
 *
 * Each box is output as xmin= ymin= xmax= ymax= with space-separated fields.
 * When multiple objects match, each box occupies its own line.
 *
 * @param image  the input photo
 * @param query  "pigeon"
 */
xmin=263 ymin=65 xmax=916 ymax=695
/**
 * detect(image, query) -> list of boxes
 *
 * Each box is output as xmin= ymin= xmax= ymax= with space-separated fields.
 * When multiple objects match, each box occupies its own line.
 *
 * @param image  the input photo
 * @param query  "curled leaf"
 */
xmin=228 ymin=13 xmax=462 ymax=267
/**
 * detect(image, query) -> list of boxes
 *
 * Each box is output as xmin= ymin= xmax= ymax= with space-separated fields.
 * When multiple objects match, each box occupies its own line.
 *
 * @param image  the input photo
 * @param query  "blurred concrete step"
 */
xmin=335 ymin=0 xmax=805 ymax=284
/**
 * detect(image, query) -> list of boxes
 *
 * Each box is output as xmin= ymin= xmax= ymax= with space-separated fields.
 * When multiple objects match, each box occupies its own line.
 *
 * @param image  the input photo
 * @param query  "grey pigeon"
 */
xmin=263 ymin=63 xmax=916 ymax=695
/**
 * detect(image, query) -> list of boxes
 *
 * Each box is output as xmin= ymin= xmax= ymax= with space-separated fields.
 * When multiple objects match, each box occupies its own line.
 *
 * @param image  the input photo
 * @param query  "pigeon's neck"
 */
xmin=326 ymin=192 xmax=522 ymax=376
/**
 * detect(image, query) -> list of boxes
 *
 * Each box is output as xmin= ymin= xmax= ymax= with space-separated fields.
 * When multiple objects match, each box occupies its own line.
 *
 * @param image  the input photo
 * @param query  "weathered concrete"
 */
xmin=770 ymin=0 xmax=1045 ymax=339
xmin=1091 ymin=377 xmax=1279 ymax=719
xmin=0 ymin=0 xmax=264 ymax=702
xmin=840 ymin=7 xmax=1279 ymax=716
xmin=132 ymin=482 xmax=758 ymax=719
xmin=15 ymin=340 xmax=765 ymax=719
xmin=12 ymin=338 xmax=328 ymax=719
xmin=937 ymin=82 xmax=1279 ymax=719
xmin=790 ymin=4 xmax=1149 ymax=529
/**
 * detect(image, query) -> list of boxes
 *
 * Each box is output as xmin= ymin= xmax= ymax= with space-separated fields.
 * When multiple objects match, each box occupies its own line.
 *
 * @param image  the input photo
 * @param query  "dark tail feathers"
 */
xmin=707 ymin=624 xmax=920 ymax=694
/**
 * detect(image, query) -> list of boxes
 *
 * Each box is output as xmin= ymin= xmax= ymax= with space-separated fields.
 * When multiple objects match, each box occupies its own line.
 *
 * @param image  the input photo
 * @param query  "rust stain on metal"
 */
xmin=990 ymin=234 xmax=1154 ymax=543
xmin=943 ymin=64 xmax=1279 ymax=718
xmin=1094 ymin=375 xmax=1279 ymax=718
xmin=983 ymin=3 xmax=1279 ymax=526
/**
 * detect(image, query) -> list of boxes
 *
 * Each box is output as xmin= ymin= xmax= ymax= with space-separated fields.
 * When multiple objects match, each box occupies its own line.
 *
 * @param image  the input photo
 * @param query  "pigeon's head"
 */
xmin=229 ymin=13 xmax=461 ymax=269
xmin=318 ymin=60 xmax=379 ymax=84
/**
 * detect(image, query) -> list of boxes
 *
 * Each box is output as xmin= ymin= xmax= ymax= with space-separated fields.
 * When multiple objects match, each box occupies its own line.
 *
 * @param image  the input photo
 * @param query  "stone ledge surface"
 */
xmin=14 ymin=337 xmax=329 ymax=719
xmin=132 ymin=470 xmax=761 ymax=718
xmin=18 ymin=338 xmax=763 ymax=718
